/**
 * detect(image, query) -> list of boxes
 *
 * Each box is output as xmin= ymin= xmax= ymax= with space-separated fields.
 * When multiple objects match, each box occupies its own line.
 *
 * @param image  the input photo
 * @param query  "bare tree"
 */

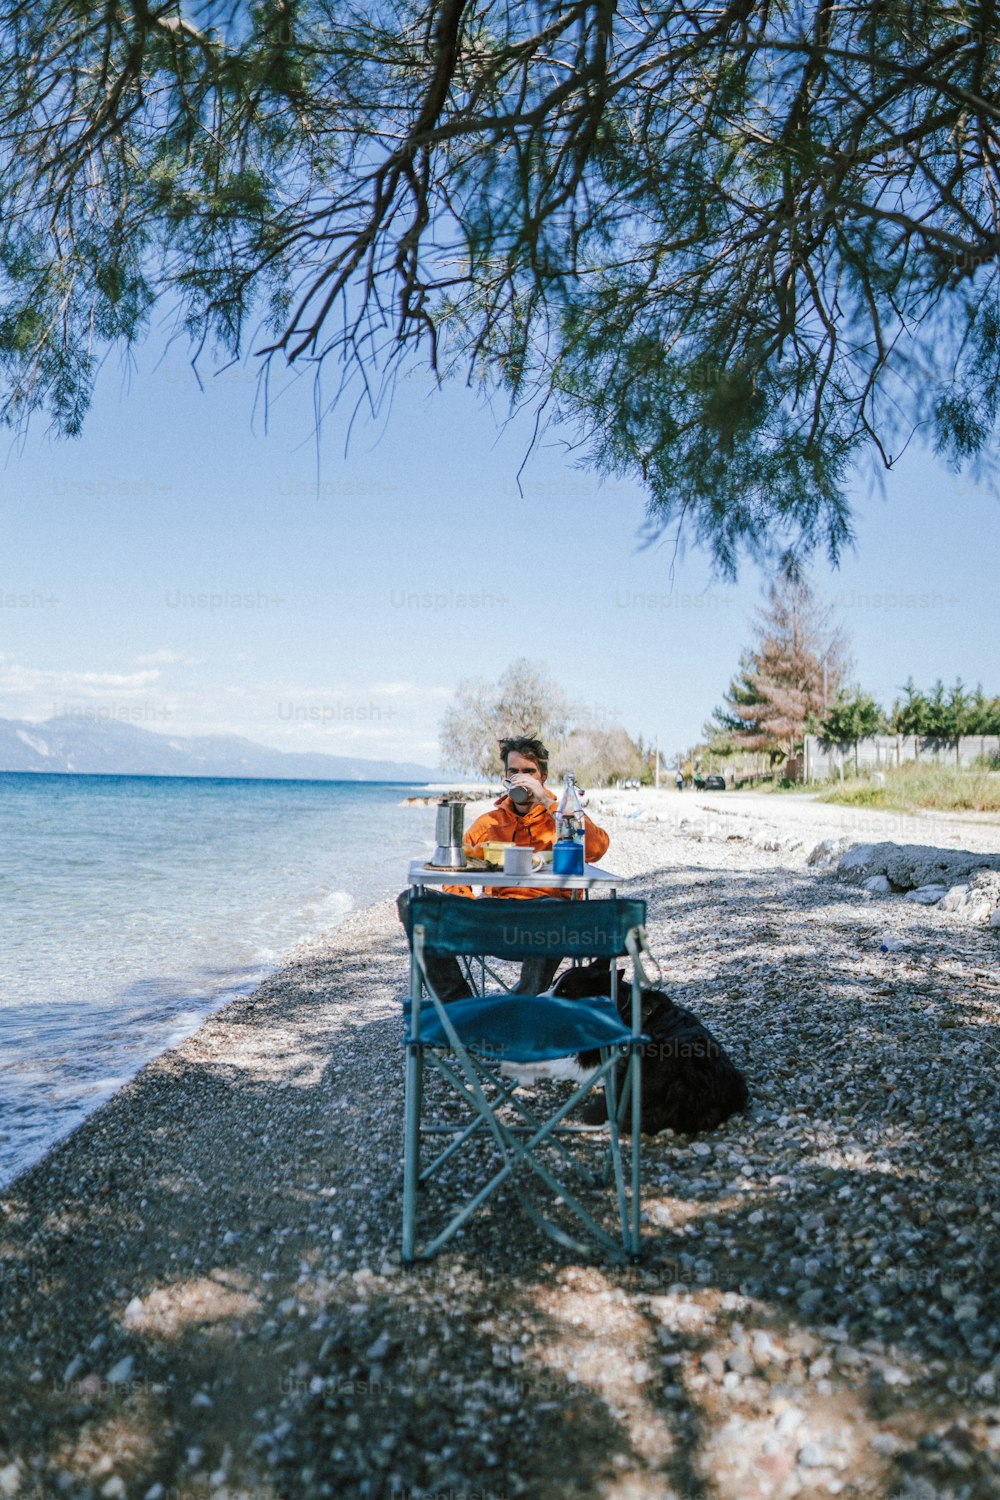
xmin=438 ymin=659 xmax=645 ymax=781
xmin=438 ymin=658 xmax=572 ymax=775
xmin=1 ymin=3 xmax=998 ymax=569
xmin=552 ymin=719 xmax=646 ymax=787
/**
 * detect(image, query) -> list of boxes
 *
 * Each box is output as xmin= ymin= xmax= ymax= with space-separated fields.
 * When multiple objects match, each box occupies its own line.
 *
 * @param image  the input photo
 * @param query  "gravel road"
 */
xmin=1 ymin=791 xmax=998 ymax=1500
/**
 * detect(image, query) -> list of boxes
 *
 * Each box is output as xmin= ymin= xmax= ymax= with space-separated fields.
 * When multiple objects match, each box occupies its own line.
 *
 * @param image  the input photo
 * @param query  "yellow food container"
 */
xmin=481 ymin=841 xmax=553 ymax=869
xmin=482 ymin=841 xmax=518 ymax=868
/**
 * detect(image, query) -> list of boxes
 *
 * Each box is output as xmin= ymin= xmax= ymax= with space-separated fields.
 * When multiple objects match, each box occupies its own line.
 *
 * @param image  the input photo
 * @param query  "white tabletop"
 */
xmin=407 ymin=858 xmax=623 ymax=893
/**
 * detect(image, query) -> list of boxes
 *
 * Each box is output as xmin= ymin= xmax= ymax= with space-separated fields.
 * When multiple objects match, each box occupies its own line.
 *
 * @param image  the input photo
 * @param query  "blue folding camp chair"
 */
xmin=402 ymin=895 xmax=651 ymax=1263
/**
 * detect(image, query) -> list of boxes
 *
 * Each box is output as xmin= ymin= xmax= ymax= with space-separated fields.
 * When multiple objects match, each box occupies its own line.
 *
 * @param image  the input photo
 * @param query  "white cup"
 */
xmin=503 ymin=846 xmax=542 ymax=876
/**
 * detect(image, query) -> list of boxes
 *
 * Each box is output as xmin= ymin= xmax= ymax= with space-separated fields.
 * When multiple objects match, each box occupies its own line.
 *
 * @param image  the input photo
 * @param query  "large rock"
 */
xmin=808 ymin=837 xmax=853 ymax=868
xmin=939 ymin=871 xmax=1000 ymax=924
xmin=906 ymin=884 xmax=949 ymax=905
xmin=836 ymin=842 xmax=1000 ymax=894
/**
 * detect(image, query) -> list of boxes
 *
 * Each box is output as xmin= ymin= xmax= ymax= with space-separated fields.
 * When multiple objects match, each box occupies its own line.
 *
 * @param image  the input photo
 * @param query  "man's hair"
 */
xmin=499 ymin=736 xmax=549 ymax=775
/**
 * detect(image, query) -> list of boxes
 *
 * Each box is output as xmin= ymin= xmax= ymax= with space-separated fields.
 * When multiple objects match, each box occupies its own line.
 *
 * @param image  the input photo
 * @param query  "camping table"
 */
xmin=406 ymin=859 xmax=622 ymax=896
xmin=406 ymin=859 xmax=625 ymax=995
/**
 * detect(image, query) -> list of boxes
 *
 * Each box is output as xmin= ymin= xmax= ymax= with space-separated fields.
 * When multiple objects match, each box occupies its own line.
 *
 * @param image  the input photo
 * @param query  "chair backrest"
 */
xmin=409 ymin=895 xmax=647 ymax=961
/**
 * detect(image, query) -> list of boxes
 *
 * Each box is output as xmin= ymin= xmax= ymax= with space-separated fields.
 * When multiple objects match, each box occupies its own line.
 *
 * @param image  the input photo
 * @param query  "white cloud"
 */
xmin=370 ymin=679 xmax=452 ymax=699
xmin=0 ymin=661 xmax=161 ymax=701
xmin=133 ymin=649 xmax=204 ymax=667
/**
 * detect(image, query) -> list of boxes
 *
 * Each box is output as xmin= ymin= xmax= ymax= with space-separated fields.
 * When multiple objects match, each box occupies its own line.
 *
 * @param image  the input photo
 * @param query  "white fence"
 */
xmin=802 ymin=733 xmax=1000 ymax=781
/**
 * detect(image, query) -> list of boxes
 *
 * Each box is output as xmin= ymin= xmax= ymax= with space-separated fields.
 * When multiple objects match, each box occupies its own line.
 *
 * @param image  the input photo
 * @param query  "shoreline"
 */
xmin=2 ymin=802 xmax=999 ymax=1497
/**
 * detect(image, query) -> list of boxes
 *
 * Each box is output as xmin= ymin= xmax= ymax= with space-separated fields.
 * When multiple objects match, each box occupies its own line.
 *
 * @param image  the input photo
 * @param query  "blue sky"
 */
xmin=1 ymin=329 xmax=998 ymax=769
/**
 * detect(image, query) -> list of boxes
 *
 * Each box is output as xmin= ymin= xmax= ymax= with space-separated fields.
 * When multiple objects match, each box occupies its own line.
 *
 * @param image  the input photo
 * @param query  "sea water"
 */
xmin=0 ymin=773 xmax=438 ymax=1187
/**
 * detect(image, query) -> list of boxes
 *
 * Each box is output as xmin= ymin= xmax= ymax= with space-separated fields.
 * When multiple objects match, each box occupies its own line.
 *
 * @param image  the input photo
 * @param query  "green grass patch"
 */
xmin=751 ymin=778 xmax=818 ymax=793
xmin=819 ymin=760 xmax=1000 ymax=813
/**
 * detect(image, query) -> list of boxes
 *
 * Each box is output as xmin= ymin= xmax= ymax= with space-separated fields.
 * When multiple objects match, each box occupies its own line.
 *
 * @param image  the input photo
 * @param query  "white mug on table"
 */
xmin=502 ymin=846 xmax=544 ymax=876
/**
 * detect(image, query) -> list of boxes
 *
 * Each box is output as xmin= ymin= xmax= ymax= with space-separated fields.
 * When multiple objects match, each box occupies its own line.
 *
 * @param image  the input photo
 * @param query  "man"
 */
xmin=397 ymin=735 xmax=611 ymax=999
xmin=449 ymin=736 xmax=610 ymax=900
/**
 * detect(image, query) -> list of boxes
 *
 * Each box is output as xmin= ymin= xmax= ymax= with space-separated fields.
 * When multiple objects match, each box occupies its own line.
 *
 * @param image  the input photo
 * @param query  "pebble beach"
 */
xmin=2 ymin=789 xmax=999 ymax=1500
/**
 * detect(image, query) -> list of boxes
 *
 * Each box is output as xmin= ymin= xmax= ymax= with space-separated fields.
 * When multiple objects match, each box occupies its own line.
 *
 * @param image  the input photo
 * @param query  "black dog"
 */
xmin=552 ymin=959 xmax=749 ymax=1135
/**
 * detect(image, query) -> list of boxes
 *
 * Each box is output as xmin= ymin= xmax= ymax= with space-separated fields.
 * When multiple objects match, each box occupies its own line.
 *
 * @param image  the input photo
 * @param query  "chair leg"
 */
xmin=629 ymin=1048 xmax=642 ymax=1261
xmin=598 ymin=1051 xmax=642 ymax=1260
xmin=402 ymin=1042 xmax=423 ymax=1263
xmin=603 ymin=1055 xmax=630 ymax=1247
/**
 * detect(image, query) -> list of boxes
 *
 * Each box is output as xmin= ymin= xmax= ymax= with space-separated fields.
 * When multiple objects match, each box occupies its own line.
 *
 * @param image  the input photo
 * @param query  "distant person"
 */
xmin=398 ymin=735 xmax=610 ymax=999
xmin=675 ymin=771 xmax=684 ymax=791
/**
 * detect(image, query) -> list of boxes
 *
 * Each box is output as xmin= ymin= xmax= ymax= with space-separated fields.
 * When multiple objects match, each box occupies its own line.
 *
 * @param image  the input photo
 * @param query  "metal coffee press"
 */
xmin=431 ymin=797 xmax=467 ymax=868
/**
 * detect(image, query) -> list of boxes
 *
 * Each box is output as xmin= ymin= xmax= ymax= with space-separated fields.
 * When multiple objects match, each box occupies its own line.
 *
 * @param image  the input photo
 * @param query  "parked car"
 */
xmin=703 ymin=774 xmax=726 ymax=790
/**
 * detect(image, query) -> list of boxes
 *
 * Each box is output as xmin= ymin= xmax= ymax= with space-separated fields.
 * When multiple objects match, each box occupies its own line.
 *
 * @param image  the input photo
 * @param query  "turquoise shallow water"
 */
xmin=0 ymin=773 xmax=437 ymax=1185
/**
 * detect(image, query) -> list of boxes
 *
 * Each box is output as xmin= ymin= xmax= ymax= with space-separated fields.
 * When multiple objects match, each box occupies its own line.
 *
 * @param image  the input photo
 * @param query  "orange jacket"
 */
xmin=444 ymin=790 xmax=610 ymax=900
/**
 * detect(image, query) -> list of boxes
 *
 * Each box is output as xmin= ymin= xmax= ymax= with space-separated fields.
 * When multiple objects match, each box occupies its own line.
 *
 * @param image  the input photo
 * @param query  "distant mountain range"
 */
xmin=0 ymin=716 xmax=440 ymax=782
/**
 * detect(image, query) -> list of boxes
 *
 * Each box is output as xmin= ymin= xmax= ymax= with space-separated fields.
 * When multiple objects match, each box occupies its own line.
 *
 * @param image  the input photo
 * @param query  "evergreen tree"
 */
xmin=924 ymin=679 xmax=951 ymax=738
xmin=715 ymin=579 xmax=849 ymax=760
xmin=706 ymin=653 xmax=767 ymax=750
xmin=891 ymin=678 xmax=1000 ymax=738
xmin=946 ymin=678 xmax=974 ymax=738
xmin=820 ymin=690 xmax=886 ymax=744
xmin=967 ymin=686 xmax=1000 ymax=735
xmin=891 ymin=678 xmax=930 ymax=735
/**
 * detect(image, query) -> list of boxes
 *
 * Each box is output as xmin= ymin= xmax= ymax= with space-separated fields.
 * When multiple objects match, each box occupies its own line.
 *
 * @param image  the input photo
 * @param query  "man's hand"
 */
xmin=508 ymin=773 xmax=554 ymax=810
